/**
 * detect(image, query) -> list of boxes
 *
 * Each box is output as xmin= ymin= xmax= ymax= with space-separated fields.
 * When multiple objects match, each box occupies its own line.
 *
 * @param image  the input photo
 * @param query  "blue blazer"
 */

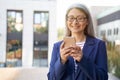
xmin=48 ymin=36 xmax=108 ymax=80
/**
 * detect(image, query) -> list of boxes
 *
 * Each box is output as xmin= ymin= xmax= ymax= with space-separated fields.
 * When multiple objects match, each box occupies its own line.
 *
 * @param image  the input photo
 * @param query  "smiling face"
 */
xmin=66 ymin=8 xmax=88 ymax=36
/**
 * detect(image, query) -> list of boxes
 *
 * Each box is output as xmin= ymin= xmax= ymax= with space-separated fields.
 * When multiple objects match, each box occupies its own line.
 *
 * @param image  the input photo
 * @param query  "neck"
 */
xmin=72 ymin=32 xmax=86 ymax=42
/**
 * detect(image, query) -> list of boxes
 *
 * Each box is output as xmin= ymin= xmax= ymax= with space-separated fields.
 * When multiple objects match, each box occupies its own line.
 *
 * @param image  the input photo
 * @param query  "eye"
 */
xmin=69 ymin=17 xmax=74 ymax=20
xmin=77 ymin=17 xmax=87 ymax=22
xmin=67 ymin=16 xmax=74 ymax=21
xmin=77 ymin=17 xmax=83 ymax=20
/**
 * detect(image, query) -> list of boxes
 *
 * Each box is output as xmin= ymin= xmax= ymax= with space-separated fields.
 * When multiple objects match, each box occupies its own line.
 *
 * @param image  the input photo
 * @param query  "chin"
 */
xmin=71 ymin=30 xmax=83 ymax=33
xmin=72 ymin=31 xmax=81 ymax=33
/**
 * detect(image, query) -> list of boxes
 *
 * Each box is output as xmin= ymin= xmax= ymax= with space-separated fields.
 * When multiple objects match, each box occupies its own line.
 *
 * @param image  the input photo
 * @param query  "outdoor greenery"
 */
xmin=107 ymin=42 xmax=120 ymax=78
xmin=36 ymin=27 xmax=48 ymax=33
xmin=57 ymin=27 xmax=65 ymax=40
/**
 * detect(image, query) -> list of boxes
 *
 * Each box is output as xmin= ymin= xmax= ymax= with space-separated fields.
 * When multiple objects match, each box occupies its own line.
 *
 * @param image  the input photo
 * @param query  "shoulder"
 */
xmin=53 ymin=40 xmax=63 ymax=48
xmin=94 ymin=37 xmax=105 ymax=44
xmin=86 ymin=36 xmax=105 ymax=45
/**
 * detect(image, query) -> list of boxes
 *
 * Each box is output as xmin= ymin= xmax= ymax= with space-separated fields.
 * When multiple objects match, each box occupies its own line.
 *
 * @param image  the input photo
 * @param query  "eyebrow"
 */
xmin=67 ymin=15 xmax=87 ymax=17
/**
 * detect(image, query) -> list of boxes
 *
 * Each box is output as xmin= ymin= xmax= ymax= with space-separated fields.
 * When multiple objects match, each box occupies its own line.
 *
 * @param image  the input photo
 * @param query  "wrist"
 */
xmin=60 ymin=58 xmax=67 ymax=64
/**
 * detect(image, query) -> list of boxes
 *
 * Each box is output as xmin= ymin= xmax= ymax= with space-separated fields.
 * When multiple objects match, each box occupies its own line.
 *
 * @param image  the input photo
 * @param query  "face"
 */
xmin=66 ymin=8 xmax=88 ymax=34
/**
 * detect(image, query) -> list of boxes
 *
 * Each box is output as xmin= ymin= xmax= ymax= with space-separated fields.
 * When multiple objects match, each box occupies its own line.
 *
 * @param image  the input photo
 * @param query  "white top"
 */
xmin=76 ymin=41 xmax=85 ymax=50
xmin=74 ymin=41 xmax=85 ymax=73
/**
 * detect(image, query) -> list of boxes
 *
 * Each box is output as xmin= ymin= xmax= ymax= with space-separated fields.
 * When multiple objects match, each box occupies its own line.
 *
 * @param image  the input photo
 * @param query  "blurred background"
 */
xmin=0 ymin=0 xmax=120 ymax=80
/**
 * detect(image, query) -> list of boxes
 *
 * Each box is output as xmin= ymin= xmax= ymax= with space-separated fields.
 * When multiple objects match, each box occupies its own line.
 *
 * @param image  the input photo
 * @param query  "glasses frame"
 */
xmin=67 ymin=16 xmax=87 ymax=22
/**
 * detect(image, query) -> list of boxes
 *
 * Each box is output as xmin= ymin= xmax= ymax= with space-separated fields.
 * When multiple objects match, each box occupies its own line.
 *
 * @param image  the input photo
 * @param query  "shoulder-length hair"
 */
xmin=65 ymin=4 xmax=95 ymax=37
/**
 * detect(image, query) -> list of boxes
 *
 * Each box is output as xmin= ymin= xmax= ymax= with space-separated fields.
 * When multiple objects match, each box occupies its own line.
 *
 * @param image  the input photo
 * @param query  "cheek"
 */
xmin=67 ymin=21 xmax=72 ymax=28
xmin=82 ymin=23 xmax=87 ymax=27
xmin=81 ymin=22 xmax=88 ymax=29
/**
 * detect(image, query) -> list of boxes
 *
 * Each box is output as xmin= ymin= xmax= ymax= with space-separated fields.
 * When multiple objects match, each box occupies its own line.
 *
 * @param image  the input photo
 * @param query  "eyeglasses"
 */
xmin=67 ymin=16 xmax=87 ymax=22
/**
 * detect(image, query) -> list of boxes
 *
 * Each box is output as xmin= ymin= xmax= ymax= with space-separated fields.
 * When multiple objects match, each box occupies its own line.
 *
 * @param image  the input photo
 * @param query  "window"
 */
xmin=6 ymin=10 xmax=23 ymax=67
xmin=114 ymin=28 xmax=119 ymax=35
xmin=33 ymin=11 xmax=49 ymax=67
xmin=107 ymin=29 xmax=112 ymax=36
xmin=100 ymin=30 xmax=106 ymax=36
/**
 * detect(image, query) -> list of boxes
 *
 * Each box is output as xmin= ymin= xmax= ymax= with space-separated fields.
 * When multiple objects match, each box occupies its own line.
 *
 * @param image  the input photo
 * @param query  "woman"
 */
xmin=48 ymin=3 xmax=108 ymax=80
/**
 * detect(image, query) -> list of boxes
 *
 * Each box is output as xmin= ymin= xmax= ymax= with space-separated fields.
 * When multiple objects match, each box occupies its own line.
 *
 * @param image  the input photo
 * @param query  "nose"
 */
xmin=73 ymin=18 xmax=78 ymax=22
xmin=72 ymin=19 xmax=79 ymax=25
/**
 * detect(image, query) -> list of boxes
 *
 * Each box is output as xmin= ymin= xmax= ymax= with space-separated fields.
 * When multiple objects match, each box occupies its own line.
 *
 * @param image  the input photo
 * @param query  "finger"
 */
xmin=72 ymin=54 xmax=82 ymax=61
xmin=70 ymin=51 xmax=82 ymax=57
xmin=64 ymin=52 xmax=70 ymax=57
xmin=62 ymin=48 xmax=71 ymax=55
xmin=63 ymin=46 xmax=74 ymax=51
xmin=70 ymin=52 xmax=76 ymax=57
xmin=78 ymin=46 xmax=81 ymax=51
xmin=70 ymin=49 xmax=80 ymax=53
xmin=60 ymin=42 xmax=65 ymax=49
xmin=74 ymin=45 xmax=81 ymax=51
xmin=70 ymin=50 xmax=76 ymax=53
xmin=70 ymin=45 xmax=78 ymax=51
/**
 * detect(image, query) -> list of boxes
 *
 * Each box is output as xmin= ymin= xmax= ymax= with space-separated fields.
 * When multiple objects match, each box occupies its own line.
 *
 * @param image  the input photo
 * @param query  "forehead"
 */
xmin=67 ymin=8 xmax=87 ymax=16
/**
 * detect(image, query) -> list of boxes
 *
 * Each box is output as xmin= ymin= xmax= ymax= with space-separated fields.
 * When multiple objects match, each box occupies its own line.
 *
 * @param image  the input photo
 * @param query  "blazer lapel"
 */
xmin=75 ymin=36 xmax=96 ymax=79
xmin=82 ymin=36 xmax=95 ymax=59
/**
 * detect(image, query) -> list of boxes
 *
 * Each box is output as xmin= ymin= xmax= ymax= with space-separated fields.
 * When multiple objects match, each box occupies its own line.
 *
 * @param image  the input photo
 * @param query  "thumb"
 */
xmin=60 ymin=42 xmax=65 ymax=49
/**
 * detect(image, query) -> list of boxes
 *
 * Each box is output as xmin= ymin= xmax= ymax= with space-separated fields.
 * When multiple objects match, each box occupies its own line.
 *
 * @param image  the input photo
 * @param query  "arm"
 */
xmin=47 ymin=43 xmax=67 ymax=80
xmin=77 ymin=41 xmax=108 ymax=80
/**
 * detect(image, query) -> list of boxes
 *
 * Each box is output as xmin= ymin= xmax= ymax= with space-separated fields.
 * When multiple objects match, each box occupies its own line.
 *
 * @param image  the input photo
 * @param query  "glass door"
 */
xmin=33 ymin=11 xmax=49 ymax=67
xmin=6 ymin=10 xmax=23 ymax=67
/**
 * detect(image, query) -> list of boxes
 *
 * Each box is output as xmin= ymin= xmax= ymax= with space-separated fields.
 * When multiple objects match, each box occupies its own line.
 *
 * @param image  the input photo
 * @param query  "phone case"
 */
xmin=63 ymin=37 xmax=76 ymax=47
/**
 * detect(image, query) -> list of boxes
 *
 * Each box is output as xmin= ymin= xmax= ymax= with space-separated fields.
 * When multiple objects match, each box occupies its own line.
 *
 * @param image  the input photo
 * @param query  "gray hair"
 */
xmin=65 ymin=3 xmax=95 ymax=37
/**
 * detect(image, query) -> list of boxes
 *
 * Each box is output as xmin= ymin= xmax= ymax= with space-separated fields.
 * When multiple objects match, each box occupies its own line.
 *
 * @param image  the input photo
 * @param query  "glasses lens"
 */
xmin=67 ymin=16 xmax=74 ymax=22
xmin=67 ymin=16 xmax=87 ymax=22
xmin=77 ymin=17 xmax=87 ymax=22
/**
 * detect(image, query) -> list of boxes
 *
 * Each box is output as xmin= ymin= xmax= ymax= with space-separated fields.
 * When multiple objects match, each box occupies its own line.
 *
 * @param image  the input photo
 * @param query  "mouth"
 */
xmin=72 ymin=26 xmax=80 ymax=29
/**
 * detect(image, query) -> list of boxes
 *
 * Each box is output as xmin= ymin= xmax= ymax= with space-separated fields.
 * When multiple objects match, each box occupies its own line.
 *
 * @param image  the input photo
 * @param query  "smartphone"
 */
xmin=63 ymin=37 xmax=76 ymax=48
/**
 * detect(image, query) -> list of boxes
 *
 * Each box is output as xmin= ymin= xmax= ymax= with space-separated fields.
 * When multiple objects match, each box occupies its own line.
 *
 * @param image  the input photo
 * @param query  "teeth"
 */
xmin=73 ymin=26 xmax=78 ymax=28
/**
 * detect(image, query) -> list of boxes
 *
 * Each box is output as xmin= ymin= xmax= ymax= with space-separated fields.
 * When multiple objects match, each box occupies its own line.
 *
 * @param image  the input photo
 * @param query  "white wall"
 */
xmin=98 ymin=20 xmax=120 ymax=42
xmin=0 ymin=0 xmax=57 ymax=67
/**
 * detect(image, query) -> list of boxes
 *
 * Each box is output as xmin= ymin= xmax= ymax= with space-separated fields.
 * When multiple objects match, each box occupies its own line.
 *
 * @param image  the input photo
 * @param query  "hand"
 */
xmin=70 ymin=45 xmax=83 ymax=62
xmin=60 ymin=42 xmax=72 ymax=64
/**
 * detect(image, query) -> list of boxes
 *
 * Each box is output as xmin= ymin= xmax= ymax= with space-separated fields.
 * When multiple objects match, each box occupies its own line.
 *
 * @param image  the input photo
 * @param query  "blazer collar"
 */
xmin=83 ymin=36 xmax=96 ymax=58
xmin=85 ymin=35 xmax=95 ymax=46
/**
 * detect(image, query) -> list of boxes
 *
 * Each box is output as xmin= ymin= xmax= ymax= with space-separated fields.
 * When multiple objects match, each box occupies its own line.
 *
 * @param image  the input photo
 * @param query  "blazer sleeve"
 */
xmin=77 ymin=41 xmax=108 ymax=80
xmin=47 ymin=43 xmax=67 ymax=80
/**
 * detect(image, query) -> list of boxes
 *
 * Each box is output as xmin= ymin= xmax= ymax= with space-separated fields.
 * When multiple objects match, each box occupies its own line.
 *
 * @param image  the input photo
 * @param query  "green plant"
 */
xmin=57 ymin=27 xmax=65 ymax=40
xmin=107 ymin=42 xmax=120 ymax=78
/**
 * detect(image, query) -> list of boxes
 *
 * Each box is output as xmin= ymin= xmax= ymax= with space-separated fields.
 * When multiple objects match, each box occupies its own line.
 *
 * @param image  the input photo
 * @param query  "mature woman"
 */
xmin=48 ymin=3 xmax=108 ymax=80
